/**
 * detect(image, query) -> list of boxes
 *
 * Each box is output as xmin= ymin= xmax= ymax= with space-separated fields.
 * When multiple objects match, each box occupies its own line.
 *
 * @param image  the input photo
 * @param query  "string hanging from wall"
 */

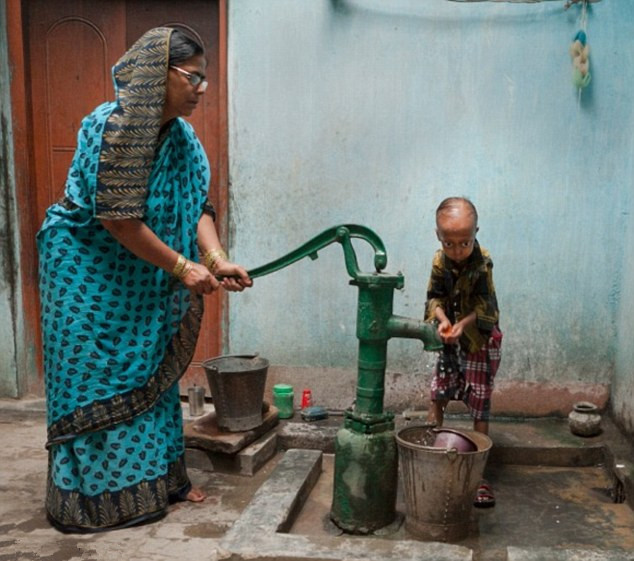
xmin=567 ymin=0 xmax=591 ymax=93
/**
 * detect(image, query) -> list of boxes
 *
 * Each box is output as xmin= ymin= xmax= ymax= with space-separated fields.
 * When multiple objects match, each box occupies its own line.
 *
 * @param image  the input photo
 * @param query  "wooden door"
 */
xmin=24 ymin=0 xmax=227 ymax=392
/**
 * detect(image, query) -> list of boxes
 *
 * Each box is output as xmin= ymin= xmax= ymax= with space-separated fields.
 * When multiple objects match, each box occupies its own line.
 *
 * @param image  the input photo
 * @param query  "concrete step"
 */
xmin=186 ymin=430 xmax=278 ymax=476
xmin=508 ymin=547 xmax=634 ymax=561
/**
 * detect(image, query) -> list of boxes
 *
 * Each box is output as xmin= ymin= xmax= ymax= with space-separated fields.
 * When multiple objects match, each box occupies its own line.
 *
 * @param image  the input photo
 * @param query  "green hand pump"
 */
xmin=243 ymin=225 xmax=442 ymax=533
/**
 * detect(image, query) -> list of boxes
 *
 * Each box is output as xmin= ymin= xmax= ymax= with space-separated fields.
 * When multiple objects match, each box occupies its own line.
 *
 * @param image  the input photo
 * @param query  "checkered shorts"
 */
xmin=430 ymin=326 xmax=503 ymax=421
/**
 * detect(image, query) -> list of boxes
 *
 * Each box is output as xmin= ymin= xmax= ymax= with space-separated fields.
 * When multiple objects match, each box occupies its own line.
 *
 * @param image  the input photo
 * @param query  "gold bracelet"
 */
xmin=172 ymin=254 xmax=192 ymax=279
xmin=181 ymin=260 xmax=193 ymax=279
xmin=203 ymin=248 xmax=228 ymax=273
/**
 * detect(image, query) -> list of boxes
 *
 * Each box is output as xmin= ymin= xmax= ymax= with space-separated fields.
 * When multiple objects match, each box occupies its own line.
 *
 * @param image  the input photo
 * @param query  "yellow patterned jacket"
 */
xmin=425 ymin=242 xmax=499 ymax=353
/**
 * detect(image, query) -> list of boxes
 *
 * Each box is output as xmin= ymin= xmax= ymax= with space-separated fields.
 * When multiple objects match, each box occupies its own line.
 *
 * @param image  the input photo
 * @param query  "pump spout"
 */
xmin=387 ymin=315 xmax=443 ymax=351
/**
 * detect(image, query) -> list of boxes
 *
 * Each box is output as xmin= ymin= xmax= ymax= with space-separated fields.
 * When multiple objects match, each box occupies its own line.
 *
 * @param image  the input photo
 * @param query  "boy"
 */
xmin=425 ymin=197 xmax=503 ymax=507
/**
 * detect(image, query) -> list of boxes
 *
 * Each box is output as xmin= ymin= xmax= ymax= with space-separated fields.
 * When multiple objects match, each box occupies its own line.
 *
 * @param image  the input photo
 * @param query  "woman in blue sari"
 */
xmin=37 ymin=27 xmax=252 ymax=532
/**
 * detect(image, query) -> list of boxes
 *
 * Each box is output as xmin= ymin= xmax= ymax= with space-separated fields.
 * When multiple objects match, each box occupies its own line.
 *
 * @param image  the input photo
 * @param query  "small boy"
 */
xmin=424 ymin=197 xmax=503 ymax=508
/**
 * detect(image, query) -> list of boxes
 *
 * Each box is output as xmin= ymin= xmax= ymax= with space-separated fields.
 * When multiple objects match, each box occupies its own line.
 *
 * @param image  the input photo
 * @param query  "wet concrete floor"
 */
xmin=291 ymin=454 xmax=634 ymax=561
xmin=1 ymin=399 xmax=633 ymax=560
xmin=0 ymin=402 xmax=281 ymax=561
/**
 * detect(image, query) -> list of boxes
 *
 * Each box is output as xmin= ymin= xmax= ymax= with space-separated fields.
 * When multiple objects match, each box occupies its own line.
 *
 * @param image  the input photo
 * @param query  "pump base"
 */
xmin=330 ymin=422 xmax=398 ymax=534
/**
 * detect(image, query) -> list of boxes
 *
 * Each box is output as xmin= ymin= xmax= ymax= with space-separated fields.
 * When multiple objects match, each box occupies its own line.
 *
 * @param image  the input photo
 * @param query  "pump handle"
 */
xmin=241 ymin=224 xmax=388 ymax=280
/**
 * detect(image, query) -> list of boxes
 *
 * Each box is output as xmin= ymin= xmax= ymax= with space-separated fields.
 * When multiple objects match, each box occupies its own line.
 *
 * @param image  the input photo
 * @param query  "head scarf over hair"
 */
xmin=95 ymin=27 xmax=173 ymax=219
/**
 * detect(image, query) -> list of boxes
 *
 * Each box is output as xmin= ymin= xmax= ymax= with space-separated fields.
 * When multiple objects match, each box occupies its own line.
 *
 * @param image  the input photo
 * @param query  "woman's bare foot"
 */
xmin=186 ymin=486 xmax=206 ymax=502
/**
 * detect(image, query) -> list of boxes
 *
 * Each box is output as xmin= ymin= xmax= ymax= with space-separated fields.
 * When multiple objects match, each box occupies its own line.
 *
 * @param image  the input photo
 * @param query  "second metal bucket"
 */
xmin=396 ymin=425 xmax=492 ymax=542
xmin=202 ymin=354 xmax=269 ymax=432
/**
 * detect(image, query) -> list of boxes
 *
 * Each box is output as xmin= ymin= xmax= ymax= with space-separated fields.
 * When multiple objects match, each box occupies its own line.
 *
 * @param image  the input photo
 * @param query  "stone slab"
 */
xmin=186 ymin=430 xmax=278 ymax=476
xmin=184 ymin=406 xmax=279 ymax=454
xmin=278 ymin=419 xmax=340 ymax=453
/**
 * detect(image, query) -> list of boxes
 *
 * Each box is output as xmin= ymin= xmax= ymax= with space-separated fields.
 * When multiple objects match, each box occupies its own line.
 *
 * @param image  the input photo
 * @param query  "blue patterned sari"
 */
xmin=37 ymin=28 xmax=212 ymax=532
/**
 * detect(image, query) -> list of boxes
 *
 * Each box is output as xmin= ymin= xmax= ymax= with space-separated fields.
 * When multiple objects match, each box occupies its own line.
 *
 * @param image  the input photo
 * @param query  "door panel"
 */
xmin=26 ymin=0 xmax=226 ymax=393
xmin=46 ymin=20 xmax=114 ymax=209
xmin=27 ymin=1 xmax=126 ymax=229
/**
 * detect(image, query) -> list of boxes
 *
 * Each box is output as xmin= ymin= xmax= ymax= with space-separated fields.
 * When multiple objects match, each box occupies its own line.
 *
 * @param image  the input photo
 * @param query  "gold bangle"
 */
xmin=203 ymin=248 xmax=228 ymax=273
xmin=172 ymin=254 xmax=192 ymax=279
xmin=181 ymin=260 xmax=193 ymax=279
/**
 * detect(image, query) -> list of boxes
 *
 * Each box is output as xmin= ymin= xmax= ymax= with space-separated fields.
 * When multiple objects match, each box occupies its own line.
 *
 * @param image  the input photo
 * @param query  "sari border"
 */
xmin=46 ymin=453 xmax=190 ymax=533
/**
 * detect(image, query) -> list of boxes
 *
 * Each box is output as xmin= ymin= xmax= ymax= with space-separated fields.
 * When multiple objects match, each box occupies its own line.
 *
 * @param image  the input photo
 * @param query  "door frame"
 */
xmin=5 ymin=0 xmax=230 ymax=397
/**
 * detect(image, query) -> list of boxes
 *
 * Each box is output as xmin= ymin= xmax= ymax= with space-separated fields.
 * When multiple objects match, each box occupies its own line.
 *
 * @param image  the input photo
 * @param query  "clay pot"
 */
xmin=568 ymin=401 xmax=602 ymax=437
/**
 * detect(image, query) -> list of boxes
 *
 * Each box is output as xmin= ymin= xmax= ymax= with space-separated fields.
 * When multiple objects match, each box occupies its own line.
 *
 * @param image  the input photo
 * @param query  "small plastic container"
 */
xmin=301 ymin=388 xmax=313 ymax=409
xmin=273 ymin=384 xmax=294 ymax=419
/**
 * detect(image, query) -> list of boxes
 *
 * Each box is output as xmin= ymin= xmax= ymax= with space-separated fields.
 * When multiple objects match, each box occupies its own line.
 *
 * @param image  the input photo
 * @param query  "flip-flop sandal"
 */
xmin=474 ymin=481 xmax=495 ymax=508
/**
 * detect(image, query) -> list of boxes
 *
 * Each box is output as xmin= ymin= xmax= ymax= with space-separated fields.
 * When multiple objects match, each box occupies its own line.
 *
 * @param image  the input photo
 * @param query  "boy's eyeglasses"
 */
xmin=170 ymin=66 xmax=208 ymax=92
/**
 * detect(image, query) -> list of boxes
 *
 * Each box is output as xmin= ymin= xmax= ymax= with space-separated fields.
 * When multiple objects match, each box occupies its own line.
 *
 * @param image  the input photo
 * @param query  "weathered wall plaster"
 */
xmin=0 ymin=0 xmax=21 ymax=397
xmin=226 ymin=1 xmax=634 ymax=422
xmin=613 ymin=145 xmax=634 ymax=433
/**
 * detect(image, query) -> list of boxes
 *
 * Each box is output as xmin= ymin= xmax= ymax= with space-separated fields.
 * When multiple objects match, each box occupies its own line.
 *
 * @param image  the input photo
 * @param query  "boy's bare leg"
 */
xmin=427 ymin=400 xmax=448 ymax=427
xmin=473 ymin=418 xmax=494 ymax=507
xmin=474 ymin=420 xmax=489 ymax=435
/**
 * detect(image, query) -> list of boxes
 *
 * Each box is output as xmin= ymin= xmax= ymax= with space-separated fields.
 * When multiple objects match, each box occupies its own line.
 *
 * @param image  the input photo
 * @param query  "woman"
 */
xmin=37 ymin=27 xmax=251 ymax=532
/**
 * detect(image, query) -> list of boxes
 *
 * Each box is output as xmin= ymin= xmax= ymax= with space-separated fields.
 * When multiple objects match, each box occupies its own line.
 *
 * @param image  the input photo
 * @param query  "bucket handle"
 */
xmin=446 ymin=448 xmax=458 ymax=462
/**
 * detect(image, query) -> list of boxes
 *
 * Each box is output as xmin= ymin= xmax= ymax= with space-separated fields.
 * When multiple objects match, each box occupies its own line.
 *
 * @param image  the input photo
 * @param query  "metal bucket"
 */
xmin=396 ymin=425 xmax=492 ymax=542
xmin=202 ymin=354 xmax=269 ymax=432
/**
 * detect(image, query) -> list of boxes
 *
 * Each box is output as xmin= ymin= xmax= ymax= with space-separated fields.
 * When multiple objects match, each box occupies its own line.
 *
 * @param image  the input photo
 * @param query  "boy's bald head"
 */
xmin=435 ymin=197 xmax=479 ymax=263
xmin=436 ymin=197 xmax=478 ymax=230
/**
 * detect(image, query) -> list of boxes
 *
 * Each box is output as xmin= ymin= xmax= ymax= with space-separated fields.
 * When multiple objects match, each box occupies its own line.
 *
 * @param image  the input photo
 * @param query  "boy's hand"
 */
xmin=444 ymin=312 xmax=476 ymax=344
xmin=445 ymin=323 xmax=464 ymax=344
xmin=438 ymin=320 xmax=454 ymax=342
xmin=435 ymin=308 xmax=466 ymax=343
xmin=438 ymin=320 xmax=465 ymax=344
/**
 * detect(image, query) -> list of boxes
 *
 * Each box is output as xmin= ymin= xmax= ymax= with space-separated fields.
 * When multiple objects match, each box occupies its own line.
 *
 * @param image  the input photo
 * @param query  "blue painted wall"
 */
xmin=226 ymin=0 xmax=634 ymax=421
xmin=2 ymin=0 xmax=630 ymax=424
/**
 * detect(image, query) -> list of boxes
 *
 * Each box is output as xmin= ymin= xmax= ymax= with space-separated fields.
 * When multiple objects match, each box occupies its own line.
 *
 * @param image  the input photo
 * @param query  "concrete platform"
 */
xmin=183 ymin=404 xmax=279 ymax=454
xmin=183 ymin=403 xmax=280 ymax=475
xmin=221 ymin=448 xmax=473 ymax=561
xmin=507 ymin=547 xmax=634 ymax=561
xmin=290 ymin=454 xmax=634 ymax=560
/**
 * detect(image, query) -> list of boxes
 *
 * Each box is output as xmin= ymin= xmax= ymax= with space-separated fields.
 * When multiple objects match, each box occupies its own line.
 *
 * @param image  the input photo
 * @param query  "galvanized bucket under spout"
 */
xmin=397 ymin=424 xmax=492 ymax=542
xmin=202 ymin=354 xmax=269 ymax=432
